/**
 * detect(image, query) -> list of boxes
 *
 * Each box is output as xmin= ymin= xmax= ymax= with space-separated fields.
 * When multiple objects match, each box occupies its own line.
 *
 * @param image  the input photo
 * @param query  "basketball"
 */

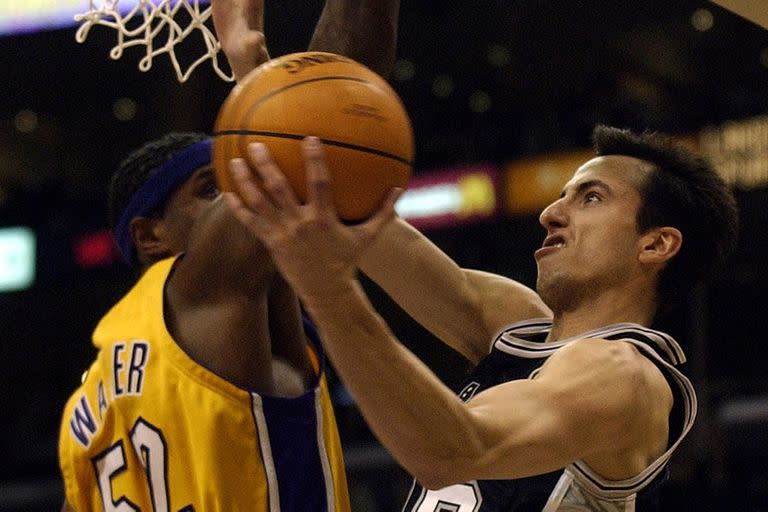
xmin=213 ymin=51 xmax=414 ymax=221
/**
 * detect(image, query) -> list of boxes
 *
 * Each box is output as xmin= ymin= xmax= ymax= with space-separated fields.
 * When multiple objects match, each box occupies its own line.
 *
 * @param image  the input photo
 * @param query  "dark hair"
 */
xmin=592 ymin=125 xmax=739 ymax=314
xmin=108 ymin=131 xmax=209 ymax=229
xmin=108 ymin=132 xmax=209 ymax=265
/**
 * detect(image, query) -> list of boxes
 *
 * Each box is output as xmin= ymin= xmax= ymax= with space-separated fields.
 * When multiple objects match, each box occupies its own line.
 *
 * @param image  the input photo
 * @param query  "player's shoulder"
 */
xmin=562 ymin=336 xmax=637 ymax=355
xmin=554 ymin=336 xmax=648 ymax=368
xmin=539 ymin=337 xmax=673 ymax=434
xmin=551 ymin=337 xmax=669 ymax=393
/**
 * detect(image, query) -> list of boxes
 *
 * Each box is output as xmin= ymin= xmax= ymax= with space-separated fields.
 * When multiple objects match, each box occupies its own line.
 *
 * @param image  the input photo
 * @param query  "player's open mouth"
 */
xmin=542 ymin=235 xmax=566 ymax=248
xmin=535 ymin=235 xmax=566 ymax=258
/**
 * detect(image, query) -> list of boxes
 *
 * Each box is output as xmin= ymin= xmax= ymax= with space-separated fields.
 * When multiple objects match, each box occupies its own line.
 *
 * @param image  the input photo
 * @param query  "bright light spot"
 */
xmin=14 ymin=110 xmax=38 ymax=133
xmin=468 ymin=90 xmax=492 ymax=113
xmin=457 ymin=173 xmax=496 ymax=216
xmin=395 ymin=185 xmax=463 ymax=219
xmin=392 ymin=59 xmax=416 ymax=82
xmin=431 ymin=75 xmax=455 ymax=98
xmin=691 ymin=8 xmax=714 ymax=31
xmin=486 ymin=44 xmax=511 ymax=67
xmin=113 ymin=97 xmax=137 ymax=121
xmin=73 ymin=230 xmax=119 ymax=268
xmin=0 ymin=227 xmax=35 ymax=292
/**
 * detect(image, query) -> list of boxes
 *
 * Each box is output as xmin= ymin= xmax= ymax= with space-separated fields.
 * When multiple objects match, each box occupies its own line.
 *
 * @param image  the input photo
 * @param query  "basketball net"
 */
xmin=74 ymin=0 xmax=234 ymax=83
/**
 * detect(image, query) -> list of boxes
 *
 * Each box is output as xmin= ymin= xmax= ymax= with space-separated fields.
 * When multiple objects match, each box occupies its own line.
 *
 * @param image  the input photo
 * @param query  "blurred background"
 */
xmin=1 ymin=0 xmax=767 ymax=510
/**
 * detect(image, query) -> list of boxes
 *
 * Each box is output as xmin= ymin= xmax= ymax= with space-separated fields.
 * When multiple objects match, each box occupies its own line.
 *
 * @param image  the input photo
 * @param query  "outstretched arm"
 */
xmin=359 ymin=220 xmax=551 ymax=363
xmin=309 ymin=0 xmax=401 ymax=77
xmin=212 ymin=0 xmax=270 ymax=82
xmin=213 ymin=0 xmax=401 ymax=82
xmin=223 ymin=140 xmax=673 ymax=487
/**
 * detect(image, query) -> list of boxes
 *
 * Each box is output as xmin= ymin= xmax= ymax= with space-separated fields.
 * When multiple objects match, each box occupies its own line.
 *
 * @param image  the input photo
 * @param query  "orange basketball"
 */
xmin=213 ymin=51 xmax=414 ymax=221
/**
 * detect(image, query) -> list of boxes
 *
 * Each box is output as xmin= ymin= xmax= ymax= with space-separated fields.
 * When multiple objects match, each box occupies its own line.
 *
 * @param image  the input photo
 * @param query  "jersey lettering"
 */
xmin=98 ymin=380 xmax=109 ymax=420
xmin=70 ymin=395 xmax=98 ymax=448
xmin=127 ymin=342 xmax=149 ymax=395
xmin=72 ymin=341 xmax=152 ymax=449
xmin=112 ymin=340 xmax=150 ymax=398
xmin=92 ymin=418 xmax=190 ymax=511
xmin=412 ymin=482 xmax=482 ymax=512
xmin=130 ymin=418 xmax=169 ymax=512
xmin=113 ymin=343 xmax=127 ymax=397
xmin=92 ymin=440 xmax=139 ymax=511
xmin=458 ymin=382 xmax=480 ymax=402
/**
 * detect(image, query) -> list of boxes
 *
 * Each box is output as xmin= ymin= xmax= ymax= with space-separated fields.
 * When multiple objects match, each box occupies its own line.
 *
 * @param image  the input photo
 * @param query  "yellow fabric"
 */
xmin=59 ymin=257 xmax=350 ymax=511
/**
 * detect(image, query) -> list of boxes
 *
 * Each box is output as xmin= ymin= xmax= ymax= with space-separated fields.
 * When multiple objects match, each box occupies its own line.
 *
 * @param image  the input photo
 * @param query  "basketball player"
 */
xmin=224 ymin=126 xmax=738 ymax=510
xmin=57 ymin=0 xmax=401 ymax=510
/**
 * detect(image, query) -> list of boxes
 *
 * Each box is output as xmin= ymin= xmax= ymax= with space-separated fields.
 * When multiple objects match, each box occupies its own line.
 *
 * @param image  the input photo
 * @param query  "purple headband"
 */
xmin=114 ymin=138 xmax=213 ymax=265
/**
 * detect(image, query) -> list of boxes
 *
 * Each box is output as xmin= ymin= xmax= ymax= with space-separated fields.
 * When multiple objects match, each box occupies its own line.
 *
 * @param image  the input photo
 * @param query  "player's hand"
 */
xmin=224 ymin=138 xmax=402 ymax=302
xmin=212 ymin=0 xmax=270 ymax=82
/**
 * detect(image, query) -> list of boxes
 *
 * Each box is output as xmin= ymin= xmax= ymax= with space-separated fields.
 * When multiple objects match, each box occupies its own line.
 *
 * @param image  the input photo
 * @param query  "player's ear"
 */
xmin=638 ymin=226 xmax=682 ymax=266
xmin=130 ymin=216 xmax=173 ymax=263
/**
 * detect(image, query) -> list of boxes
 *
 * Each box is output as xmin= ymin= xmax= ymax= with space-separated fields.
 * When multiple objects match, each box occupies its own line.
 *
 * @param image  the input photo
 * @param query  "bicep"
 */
xmin=461 ymin=377 xmax=587 ymax=480
xmin=445 ymin=269 xmax=550 ymax=363
xmin=360 ymin=220 xmax=550 ymax=363
xmin=464 ymin=270 xmax=551 ymax=339
xmin=461 ymin=340 xmax=660 ymax=480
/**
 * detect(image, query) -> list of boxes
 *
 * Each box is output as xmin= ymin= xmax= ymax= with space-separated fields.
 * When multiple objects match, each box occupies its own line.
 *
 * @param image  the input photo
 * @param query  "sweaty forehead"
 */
xmin=570 ymin=155 xmax=653 ymax=191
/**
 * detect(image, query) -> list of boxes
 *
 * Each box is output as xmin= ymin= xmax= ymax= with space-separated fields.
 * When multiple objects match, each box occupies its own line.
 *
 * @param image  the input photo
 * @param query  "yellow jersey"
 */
xmin=59 ymin=257 xmax=350 ymax=511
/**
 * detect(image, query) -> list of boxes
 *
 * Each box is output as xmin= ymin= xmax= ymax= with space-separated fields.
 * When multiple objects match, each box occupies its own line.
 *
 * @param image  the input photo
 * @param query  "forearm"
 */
xmin=360 ymin=219 xmax=551 ymax=360
xmin=309 ymin=0 xmax=401 ymax=77
xmin=301 ymin=279 xmax=483 ymax=485
xmin=359 ymin=218 xmax=493 ymax=362
xmin=304 ymin=282 xmax=586 ymax=485
xmin=181 ymin=198 xmax=273 ymax=297
xmin=267 ymin=275 xmax=314 ymax=376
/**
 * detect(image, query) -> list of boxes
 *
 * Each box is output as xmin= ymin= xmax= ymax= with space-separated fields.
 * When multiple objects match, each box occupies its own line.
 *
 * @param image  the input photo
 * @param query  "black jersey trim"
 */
xmin=495 ymin=322 xmax=686 ymax=367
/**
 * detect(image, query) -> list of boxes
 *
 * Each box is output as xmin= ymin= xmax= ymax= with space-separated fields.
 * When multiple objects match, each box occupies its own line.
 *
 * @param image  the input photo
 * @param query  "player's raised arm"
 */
xmin=309 ymin=0 xmax=401 ymax=77
xmin=212 ymin=0 xmax=270 ymax=82
xmin=358 ymin=220 xmax=551 ymax=363
xmin=184 ymin=0 xmax=404 ymax=290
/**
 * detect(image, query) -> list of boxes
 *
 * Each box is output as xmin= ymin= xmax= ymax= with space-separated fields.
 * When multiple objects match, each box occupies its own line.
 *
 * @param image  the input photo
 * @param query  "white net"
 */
xmin=74 ymin=0 xmax=234 ymax=83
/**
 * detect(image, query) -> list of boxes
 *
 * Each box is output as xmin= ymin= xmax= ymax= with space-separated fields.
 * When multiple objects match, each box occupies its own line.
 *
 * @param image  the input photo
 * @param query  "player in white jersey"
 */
xmin=222 ymin=124 xmax=738 ymax=510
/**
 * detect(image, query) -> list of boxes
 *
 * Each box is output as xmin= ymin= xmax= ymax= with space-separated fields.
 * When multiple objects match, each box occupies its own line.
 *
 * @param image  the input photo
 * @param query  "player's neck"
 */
xmin=546 ymin=286 xmax=656 ymax=342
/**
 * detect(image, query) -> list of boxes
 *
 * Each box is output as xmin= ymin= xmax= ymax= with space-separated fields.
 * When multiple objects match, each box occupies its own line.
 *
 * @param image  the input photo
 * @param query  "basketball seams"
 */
xmin=212 ymin=52 xmax=414 ymax=220
xmin=231 ymin=76 xmax=404 ymax=165
xmin=215 ymin=130 xmax=413 ymax=167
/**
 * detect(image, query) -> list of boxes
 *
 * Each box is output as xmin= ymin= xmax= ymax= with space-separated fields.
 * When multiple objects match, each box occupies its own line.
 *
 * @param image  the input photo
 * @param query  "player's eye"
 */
xmin=199 ymin=179 xmax=220 ymax=199
xmin=584 ymin=191 xmax=601 ymax=203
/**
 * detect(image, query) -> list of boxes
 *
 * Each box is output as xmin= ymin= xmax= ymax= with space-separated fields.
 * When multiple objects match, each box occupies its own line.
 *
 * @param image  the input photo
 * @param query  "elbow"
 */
xmin=411 ymin=463 xmax=465 ymax=491
xmin=396 ymin=399 xmax=488 ymax=489
xmin=406 ymin=454 xmax=482 ymax=490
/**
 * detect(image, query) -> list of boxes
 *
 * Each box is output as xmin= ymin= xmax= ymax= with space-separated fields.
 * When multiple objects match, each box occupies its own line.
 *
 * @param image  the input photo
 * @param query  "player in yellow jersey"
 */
xmin=58 ymin=1 xmax=402 ymax=510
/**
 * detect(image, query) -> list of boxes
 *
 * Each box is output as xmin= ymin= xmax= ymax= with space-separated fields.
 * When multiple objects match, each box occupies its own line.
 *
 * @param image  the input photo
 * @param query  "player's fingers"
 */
xmin=228 ymin=158 xmax=280 ymax=225
xmin=224 ymin=191 xmax=262 ymax=232
xmin=247 ymin=142 xmax=301 ymax=214
xmin=360 ymin=187 xmax=403 ymax=238
xmin=302 ymin=137 xmax=334 ymax=214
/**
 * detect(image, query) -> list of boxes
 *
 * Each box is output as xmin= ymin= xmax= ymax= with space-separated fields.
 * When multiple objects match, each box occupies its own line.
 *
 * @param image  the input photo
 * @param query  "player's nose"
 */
xmin=539 ymin=197 xmax=568 ymax=230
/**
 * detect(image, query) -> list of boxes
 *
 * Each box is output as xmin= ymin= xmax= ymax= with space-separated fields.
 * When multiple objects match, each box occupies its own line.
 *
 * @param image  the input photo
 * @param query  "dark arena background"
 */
xmin=1 ymin=1 xmax=767 ymax=510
